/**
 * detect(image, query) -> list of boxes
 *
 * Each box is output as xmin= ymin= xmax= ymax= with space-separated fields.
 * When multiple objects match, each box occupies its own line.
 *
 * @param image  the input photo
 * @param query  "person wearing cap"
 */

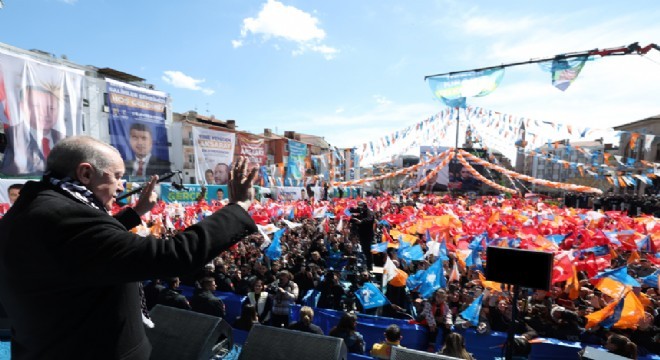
xmin=270 ymin=270 xmax=298 ymax=327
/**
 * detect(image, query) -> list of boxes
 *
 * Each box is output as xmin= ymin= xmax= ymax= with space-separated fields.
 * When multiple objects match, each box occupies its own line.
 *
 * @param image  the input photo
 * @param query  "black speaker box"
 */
xmin=145 ymin=305 xmax=232 ymax=360
xmin=238 ymin=324 xmax=347 ymax=360
xmin=390 ymin=346 xmax=462 ymax=360
xmin=486 ymin=246 xmax=553 ymax=291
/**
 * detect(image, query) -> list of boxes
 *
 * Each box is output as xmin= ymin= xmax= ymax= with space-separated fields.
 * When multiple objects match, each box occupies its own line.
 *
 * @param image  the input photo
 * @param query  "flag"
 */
xmin=550 ymin=56 xmax=587 ymax=91
xmin=552 ymin=254 xmax=573 ymax=283
xmin=598 ymin=294 xmax=626 ymax=330
xmin=418 ymin=259 xmax=446 ymax=298
xmin=355 ymin=283 xmax=389 ymax=309
xmin=264 ymin=228 xmax=285 ymax=260
xmin=614 ymin=291 xmax=646 ymax=329
xmin=438 ymin=238 xmax=450 ymax=261
xmin=586 ymin=292 xmax=626 ymax=329
xmin=448 ymin=261 xmax=461 ymax=283
xmin=406 ymin=268 xmax=426 ymax=290
xmin=398 ymin=244 xmax=424 ymax=263
xmin=478 ymin=271 xmax=502 ymax=292
xmin=640 ymin=270 xmax=659 ymax=290
xmin=459 ymin=293 xmax=484 ymax=325
xmin=593 ymin=266 xmax=640 ymax=287
xmin=371 ymin=241 xmax=388 ymax=254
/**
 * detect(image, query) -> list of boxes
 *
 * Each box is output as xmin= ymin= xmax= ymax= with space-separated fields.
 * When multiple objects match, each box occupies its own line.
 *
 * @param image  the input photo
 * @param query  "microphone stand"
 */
xmin=116 ymin=171 xmax=182 ymax=201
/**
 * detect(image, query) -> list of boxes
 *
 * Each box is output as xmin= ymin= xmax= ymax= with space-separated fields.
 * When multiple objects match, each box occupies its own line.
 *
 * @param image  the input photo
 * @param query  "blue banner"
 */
xmin=107 ymin=79 xmax=170 ymax=180
xmin=285 ymin=140 xmax=307 ymax=186
xmin=159 ymin=184 xmax=228 ymax=204
xmin=427 ymin=68 xmax=504 ymax=105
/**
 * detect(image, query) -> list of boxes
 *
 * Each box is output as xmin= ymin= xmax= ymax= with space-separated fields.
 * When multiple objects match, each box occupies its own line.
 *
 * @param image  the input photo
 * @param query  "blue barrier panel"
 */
xmin=291 ymin=305 xmax=428 ymax=353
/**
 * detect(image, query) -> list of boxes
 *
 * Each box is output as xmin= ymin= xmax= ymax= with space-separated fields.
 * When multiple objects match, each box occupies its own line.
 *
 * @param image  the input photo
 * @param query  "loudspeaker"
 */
xmin=581 ymin=346 xmax=630 ymax=360
xmin=391 ymin=346 xmax=462 ymax=360
xmin=238 ymin=324 xmax=347 ymax=360
xmin=145 ymin=305 xmax=232 ymax=360
xmin=486 ymin=246 xmax=553 ymax=291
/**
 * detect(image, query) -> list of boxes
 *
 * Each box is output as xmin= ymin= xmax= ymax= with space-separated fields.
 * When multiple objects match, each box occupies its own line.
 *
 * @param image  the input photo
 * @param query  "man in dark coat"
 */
xmin=190 ymin=277 xmax=226 ymax=318
xmin=0 ymin=136 xmax=258 ymax=360
xmin=157 ymin=277 xmax=190 ymax=310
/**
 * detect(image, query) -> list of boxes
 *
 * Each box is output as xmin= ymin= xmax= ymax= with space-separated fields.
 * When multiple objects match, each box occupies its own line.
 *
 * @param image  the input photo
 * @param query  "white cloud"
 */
xmin=162 ymin=71 xmax=215 ymax=95
xmin=59 ymin=0 xmax=78 ymax=4
xmin=233 ymin=0 xmax=339 ymax=59
xmin=335 ymin=107 xmax=344 ymax=114
xmin=373 ymin=95 xmax=392 ymax=106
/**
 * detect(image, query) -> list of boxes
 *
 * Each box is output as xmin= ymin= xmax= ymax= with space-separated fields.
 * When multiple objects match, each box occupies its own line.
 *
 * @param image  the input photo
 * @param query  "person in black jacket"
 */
xmin=157 ymin=277 xmax=190 ymax=310
xmin=0 ymin=136 xmax=257 ymax=360
xmin=190 ymin=277 xmax=226 ymax=318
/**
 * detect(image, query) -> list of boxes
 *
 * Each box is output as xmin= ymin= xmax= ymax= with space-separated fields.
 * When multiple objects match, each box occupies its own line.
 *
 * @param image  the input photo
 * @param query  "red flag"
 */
xmin=552 ymin=254 xmax=573 ymax=283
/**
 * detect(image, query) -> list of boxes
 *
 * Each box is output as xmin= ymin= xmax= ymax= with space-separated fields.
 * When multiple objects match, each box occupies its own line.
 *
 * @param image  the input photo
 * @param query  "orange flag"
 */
xmin=614 ymin=292 xmax=645 ymax=329
xmin=478 ymin=271 xmax=502 ymax=292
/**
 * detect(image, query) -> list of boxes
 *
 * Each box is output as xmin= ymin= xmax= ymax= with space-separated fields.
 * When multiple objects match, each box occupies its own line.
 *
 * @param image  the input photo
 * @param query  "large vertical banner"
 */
xmin=192 ymin=127 xmax=235 ymax=185
xmin=107 ymin=79 xmax=169 ymax=180
xmin=285 ymin=139 xmax=307 ymax=186
xmin=0 ymin=49 xmax=85 ymax=175
xmin=236 ymin=133 xmax=266 ymax=185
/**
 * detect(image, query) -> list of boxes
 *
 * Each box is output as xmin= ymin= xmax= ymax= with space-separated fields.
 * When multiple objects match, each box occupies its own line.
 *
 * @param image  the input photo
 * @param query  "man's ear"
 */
xmin=76 ymin=163 xmax=95 ymax=185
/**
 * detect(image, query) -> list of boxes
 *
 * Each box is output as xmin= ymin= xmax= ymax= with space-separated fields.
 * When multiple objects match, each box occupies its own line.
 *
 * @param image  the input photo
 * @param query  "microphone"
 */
xmin=116 ymin=171 xmax=182 ymax=201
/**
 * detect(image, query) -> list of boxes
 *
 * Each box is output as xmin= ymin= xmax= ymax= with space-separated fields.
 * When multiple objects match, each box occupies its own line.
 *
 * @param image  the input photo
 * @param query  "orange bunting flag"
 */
xmin=566 ymin=265 xmax=580 ymax=300
xmin=629 ymin=133 xmax=640 ymax=150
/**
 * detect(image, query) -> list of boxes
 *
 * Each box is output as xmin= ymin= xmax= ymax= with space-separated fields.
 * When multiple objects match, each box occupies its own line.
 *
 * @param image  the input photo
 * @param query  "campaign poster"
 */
xmin=236 ymin=133 xmax=266 ymax=185
xmin=192 ymin=127 xmax=235 ymax=185
xmin=448 ymin=148 xmax=488 ymax=194
xmin=107 ymin=79 xmax=170 ymax=180
xmin=160 ymin=184 xmax=228 ymax=204
xmin=418 ymin=146 xmax=451 ymax=193
xmin=0 ymin=48 xmax=85 ymax=175
xmin=285 ymin=139 xmax=307 ymax=186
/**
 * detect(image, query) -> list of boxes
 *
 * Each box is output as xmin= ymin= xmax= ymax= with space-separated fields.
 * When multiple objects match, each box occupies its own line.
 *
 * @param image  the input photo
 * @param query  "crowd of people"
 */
xmin=0 ymin=137 xmax=658 ymax=359
xmin=135 ymin=191 xmax=658 ymax=359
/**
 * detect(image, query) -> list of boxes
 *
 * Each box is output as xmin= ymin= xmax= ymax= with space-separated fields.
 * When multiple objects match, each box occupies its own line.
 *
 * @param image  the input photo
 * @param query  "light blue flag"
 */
xmin=265 ymin=228 xmax=285 ymax=260
xmin=398 ymin=235 xmax=410 ymax=250
xmin=418 ymin=259 xmax=446 ymax=298
xmin=399 ymin=245 xmax=424 ymax=264
xmin=593 ymin=266 xmax=640 ymax=287
xmin=371 ymin=242 xmax=389 ymax=253
xmin=439 ymin=239 xmax=449 ymax=261
xmin=546 ymin=234 xmax=566 ymax=245
xmin=355 ymin=283 xmax=389 ymax=310
xmin=460 ymin=294 xmax=485 ymax=325
xmin=406 ymin=268 xmax=426 ymax=290
xmin=640 ymin=270 xmax=659 ymax=289
xmin=469 ymin=233 xmax=487 ymax=251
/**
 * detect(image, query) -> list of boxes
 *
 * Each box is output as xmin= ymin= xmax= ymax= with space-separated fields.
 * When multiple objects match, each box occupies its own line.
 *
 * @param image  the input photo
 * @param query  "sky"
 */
xmin=1 ymin=0 xmax=660 ymax=164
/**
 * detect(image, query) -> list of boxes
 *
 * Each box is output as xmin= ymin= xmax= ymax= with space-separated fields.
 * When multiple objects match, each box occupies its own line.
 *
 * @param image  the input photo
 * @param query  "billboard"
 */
xmin=285 ymin=139 xmax=307 ymax=186
xmin=0 ymin=48 xmax=85 ymax=175
xmin=236 ymin=133 xmax=266 ymax=185
xmin=418 ymin=146 xmax=450 ymax=192
xmin=448 ymin=148 xmax=489 ymax=194
xmin=107 ymin=79 xmax=170 ymax=180
xmin=192 ymin=127 xmax=236 ymax=185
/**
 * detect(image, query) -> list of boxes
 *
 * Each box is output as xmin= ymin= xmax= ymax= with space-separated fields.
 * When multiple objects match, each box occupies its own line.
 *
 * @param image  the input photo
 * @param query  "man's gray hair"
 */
xmin=46 ymin=136 xmax=121 ymax=178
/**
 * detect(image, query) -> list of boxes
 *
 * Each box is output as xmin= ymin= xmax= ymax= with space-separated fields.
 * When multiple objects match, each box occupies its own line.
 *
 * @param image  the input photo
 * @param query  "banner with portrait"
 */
xmin=160 ymin=184 xmax=228 ymax=204
xmin=285 ymin=139 xmax=307 ymax=186
xmin=236 ymin=133 xmax=266 ymax=185
xmin=106 ymin=79 xmax=169 ymax=180
xmin=448 ymin=148 xmax=488 ymax=194
xmin=0 ymin=48 xmax=85 ymax=175
xmin=418 ymin=146 xmax=451 ymax=192
xmin=192 ymin=127 xmax=236 ymax=185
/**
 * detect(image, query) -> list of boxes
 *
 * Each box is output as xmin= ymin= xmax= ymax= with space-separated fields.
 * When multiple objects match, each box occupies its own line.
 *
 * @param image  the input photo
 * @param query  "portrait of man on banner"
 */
xmin=123 ymin=122 xmax=171 ymax=178
xmin=106 ymin=79 xmax=170 ymax=180
xmin=0 ymin=53 xmax=85 ymax=176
